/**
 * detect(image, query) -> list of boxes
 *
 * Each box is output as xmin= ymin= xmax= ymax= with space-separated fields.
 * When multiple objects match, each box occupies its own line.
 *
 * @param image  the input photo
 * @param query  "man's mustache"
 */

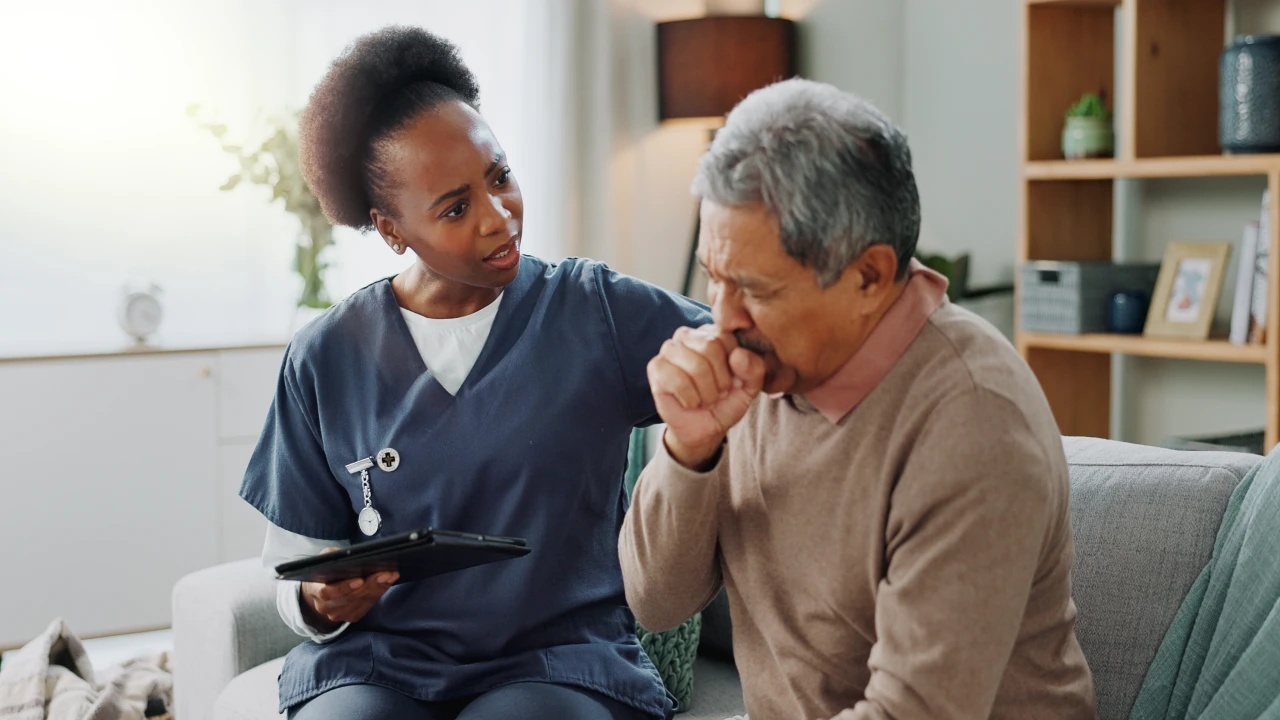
xmin=733 ymin=330 xmax=773 ymax=356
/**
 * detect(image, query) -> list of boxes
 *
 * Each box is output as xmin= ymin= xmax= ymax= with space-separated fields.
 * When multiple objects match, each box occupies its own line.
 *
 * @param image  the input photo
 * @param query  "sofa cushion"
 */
xmin=214 ymin=657 xmax=284 ymax=720
xmin=684 ymin=656 xmax=744 ymax=719
xmin=1063 ymin=437 xmax=1259 ymax=720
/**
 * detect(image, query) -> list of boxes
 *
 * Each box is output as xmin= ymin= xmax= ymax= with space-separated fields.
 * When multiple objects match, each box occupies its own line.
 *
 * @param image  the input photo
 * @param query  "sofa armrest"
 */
xmin=172 ymin=558 xmax=303 ymax=720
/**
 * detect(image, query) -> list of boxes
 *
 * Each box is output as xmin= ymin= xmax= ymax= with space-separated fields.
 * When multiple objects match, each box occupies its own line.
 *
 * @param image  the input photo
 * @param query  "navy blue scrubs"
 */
xmin=240 ymin=256 xmax=709 ymax=717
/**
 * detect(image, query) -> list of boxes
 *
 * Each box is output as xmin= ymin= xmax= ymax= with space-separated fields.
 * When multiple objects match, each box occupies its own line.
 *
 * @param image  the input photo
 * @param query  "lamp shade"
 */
xmin=657 ymin=17 xmax=797 ymax=121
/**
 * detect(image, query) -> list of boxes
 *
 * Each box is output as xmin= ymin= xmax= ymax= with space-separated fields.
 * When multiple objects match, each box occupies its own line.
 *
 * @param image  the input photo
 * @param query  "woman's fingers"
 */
xmin=309 ymin=573 xmax=398 ymax=623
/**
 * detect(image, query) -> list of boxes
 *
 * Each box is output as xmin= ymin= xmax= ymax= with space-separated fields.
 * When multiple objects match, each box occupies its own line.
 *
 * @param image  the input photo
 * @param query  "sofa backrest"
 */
xmin=1063 ymin=437 xmax=1259 ymax=720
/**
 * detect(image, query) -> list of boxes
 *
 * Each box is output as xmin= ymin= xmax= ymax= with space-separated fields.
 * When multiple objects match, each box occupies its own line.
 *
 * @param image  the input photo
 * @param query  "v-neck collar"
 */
xmin=379 ymin=256 xmax=541 ymax=399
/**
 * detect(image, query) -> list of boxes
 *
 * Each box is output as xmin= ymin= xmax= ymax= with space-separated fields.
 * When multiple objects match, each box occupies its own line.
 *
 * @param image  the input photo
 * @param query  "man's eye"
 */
xmin=496 ymin=166 xmax=512 ymax=185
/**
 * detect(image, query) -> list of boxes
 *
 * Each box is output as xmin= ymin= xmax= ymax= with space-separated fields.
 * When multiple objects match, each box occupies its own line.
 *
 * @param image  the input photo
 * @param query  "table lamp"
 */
xmin=657 ymin=15 xmax=797 ymax=295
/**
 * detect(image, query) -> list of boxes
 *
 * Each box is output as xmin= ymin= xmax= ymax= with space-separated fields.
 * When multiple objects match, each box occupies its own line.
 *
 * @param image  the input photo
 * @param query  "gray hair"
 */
xmin=692 ymin=78 xmax=920 ymax=287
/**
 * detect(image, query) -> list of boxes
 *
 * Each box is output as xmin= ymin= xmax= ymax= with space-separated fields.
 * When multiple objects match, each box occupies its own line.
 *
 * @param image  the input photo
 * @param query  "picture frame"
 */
xmin=1143 ymin=241 xmax=1232 ymax=340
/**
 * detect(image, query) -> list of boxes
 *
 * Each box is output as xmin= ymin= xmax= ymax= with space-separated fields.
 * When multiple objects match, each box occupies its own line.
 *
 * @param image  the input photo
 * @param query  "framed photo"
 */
xmin=1144 ymin=241 xmax=1232 ymax=340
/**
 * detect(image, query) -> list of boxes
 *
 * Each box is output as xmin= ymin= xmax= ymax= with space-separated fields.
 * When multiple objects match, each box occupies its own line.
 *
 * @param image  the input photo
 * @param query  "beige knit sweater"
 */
xmin=620 ymin=303 xmax=1096 ymax=719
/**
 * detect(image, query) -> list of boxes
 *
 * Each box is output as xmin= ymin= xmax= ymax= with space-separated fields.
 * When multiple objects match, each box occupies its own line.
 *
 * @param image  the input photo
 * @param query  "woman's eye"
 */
xmin=496 ymin=166 xmax=512 ymax=185
xmin=443 ymin=203 xmax=468 ymax=219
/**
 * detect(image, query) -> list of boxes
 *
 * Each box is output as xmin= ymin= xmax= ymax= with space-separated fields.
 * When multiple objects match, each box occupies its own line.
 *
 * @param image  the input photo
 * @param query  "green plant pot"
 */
xmin=1062 ymin=117 xmax=1114 ymax=160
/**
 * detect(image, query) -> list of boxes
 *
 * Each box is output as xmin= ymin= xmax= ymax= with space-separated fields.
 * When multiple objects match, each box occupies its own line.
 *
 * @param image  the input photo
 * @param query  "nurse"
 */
xmin=239 ymin=25 xmax=707 ymax=720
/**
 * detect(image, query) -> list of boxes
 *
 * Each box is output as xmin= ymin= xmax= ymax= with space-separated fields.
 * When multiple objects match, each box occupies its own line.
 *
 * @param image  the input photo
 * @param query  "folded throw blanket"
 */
xmin=1129 ymin=448 xmax=1280 ymax=719
xmin=0 ymin=619 xmax=172 ymax=720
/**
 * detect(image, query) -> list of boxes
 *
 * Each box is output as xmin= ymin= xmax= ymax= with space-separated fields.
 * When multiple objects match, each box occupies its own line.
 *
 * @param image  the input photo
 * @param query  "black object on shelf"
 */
xmin=1165 ymin=429 xmax=1265 ymax=456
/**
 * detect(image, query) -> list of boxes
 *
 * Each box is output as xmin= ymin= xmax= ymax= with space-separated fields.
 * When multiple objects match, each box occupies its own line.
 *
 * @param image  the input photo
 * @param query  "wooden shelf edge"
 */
xmin=1023 ymin=154 xmax=1280 ymax=180
xmin=1025 ymin=0 xmax=1119 ymax=6
xmin=1017 ymin=332 xmax=1269 ymax=364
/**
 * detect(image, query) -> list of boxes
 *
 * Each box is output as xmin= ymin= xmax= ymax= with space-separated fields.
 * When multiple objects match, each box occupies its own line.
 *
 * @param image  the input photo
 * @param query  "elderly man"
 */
xmin=619 ymin=79 xmax=1095 ymax=720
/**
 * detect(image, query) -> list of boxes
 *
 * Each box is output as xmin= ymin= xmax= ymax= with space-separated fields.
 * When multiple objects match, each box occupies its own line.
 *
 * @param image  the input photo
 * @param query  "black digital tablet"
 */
xmin=274 ymin=528 xmax=530 ymax=585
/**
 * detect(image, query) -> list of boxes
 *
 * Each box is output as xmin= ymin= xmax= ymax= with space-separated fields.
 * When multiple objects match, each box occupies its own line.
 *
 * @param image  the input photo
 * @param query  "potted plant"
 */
xmin=188 ymin=105 xmax=334 ymax=313
xmin=1062 ymin=92 xmax=1114 ymax=160
xmin=916 ymin=250 xmax=970 ymax=302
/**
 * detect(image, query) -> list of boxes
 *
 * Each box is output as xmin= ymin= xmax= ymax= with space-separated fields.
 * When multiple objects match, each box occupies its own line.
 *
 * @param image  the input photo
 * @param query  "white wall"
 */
xmin=901 ymin=0 xmax=1018 ymax=289
xmin=794 ymin=0 xmax=905 ymax=122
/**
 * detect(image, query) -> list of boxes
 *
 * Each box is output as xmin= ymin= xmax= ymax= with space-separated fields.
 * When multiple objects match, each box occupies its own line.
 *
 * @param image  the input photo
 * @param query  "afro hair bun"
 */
xmin=299 ymin=25 xmax=481 ymax=230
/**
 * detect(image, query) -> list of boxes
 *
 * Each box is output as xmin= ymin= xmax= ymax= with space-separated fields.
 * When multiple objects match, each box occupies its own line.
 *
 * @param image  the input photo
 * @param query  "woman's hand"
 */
xmin=299 ymin=548 xmax=399 ymax=632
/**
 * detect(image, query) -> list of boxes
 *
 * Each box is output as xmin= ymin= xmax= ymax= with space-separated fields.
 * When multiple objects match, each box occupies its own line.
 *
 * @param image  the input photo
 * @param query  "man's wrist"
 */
xmin=664 ymin=430 xmax=725 ymax=471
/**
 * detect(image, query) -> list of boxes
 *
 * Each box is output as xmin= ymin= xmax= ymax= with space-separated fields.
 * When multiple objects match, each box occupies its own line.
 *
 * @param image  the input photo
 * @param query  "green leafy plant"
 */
xmin=188 ymin=104 xmax=333 ymax=309
xmin=1066 ymin=93 xmax=1111 ymax=121
xmin=915 ymin=250 xmax=969 ymax=302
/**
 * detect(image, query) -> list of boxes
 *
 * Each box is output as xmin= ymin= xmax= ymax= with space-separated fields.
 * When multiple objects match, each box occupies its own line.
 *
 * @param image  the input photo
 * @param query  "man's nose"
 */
xmin=712 ymin=287 xmax=752 ymax=333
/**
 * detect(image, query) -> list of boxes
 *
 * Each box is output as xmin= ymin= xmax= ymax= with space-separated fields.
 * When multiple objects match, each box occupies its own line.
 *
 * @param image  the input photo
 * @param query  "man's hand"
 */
xmin=646 ymin=325 xmax=766 ymax=469
xmin=299 ymin=548 xmax=399 ymax=632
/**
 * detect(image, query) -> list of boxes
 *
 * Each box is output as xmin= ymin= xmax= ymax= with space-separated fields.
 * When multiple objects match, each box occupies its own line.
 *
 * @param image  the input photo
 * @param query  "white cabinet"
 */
xmin=217 ymin=349 xmax=285 ymax=441
xmin=218 ymin=442 xmax=266 ymax=564
xmin=0 ymin=345 xmax=284 ymax=648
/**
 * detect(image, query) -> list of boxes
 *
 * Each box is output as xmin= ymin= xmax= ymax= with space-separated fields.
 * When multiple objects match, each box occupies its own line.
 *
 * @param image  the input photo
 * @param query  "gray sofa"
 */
xmin=173 ymin=437 xmax=1259 ymax=720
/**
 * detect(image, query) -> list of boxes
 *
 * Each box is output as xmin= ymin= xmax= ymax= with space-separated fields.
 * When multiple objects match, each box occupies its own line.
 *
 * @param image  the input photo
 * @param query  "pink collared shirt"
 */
xmin=802 ymin=260 xmax=949 ymax=424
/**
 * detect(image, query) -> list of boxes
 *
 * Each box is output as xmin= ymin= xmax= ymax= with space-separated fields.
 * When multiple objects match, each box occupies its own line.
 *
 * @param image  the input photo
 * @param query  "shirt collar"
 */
xmin=794 ymin=259 xmax=949 ymax=424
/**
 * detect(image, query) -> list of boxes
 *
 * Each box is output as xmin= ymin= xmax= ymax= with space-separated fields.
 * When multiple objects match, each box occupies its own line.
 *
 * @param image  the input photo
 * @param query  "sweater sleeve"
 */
xmin=844 ymin=390 xmax=1057 ymax=720
xmin=619 ymin=434 xmax=725 ymax=631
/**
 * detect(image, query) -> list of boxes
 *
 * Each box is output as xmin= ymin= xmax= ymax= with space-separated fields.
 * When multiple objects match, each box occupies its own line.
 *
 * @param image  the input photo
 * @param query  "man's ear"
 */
xmin=854 ymin=244 xmax=900 ymax=296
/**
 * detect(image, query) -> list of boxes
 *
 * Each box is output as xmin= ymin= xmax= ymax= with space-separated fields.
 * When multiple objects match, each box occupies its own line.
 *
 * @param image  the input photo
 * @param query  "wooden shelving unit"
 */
xmin=1019 ymin=333 xmax=1268 ymax=364
xmin=1018 ymin=0 xmax=1280 ymax=450
xmin=1025 ymin=154 xmax=1280 ymax=180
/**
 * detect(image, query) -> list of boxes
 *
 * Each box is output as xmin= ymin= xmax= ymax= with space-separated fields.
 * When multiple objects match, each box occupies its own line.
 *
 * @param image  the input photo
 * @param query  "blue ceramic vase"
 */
xmin=1221 ymin=35 xmax=1280 ymax=153
xmin=1108 ymin=290 xmax=1149 ymax=335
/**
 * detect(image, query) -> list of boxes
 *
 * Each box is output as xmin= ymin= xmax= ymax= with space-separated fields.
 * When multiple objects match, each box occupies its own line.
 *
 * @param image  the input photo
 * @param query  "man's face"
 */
xmin=697 ymin=200 xmax=888 ymax=396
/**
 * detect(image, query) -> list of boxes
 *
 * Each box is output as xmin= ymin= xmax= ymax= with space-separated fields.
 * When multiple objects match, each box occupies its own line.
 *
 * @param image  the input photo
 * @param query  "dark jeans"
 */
xmin=288 ymin=681 xmax=653 ymax=720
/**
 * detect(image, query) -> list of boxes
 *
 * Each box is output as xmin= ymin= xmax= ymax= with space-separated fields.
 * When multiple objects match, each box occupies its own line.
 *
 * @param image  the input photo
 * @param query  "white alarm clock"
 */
xmin=118 ymin=284 xmax=163 ymax=345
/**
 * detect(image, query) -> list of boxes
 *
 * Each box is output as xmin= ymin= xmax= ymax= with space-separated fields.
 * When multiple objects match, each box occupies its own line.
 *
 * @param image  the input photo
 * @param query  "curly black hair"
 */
xmin=299 ymin=26 xmax=481 ymax=230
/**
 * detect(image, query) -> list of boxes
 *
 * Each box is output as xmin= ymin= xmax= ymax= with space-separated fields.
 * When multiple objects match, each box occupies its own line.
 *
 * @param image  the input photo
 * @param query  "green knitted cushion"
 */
xmin=637 ymin=612 xmax=701 ymax=712
xmin=626 ymin=427 xmax=701 ymax=712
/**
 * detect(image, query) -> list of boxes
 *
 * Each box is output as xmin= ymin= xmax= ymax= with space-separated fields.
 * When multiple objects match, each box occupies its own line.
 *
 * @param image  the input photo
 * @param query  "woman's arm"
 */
xmin=262 ymin=523 xmax=352 ymax=642
xmin=590 ymin=263 xmax=712 ymax=427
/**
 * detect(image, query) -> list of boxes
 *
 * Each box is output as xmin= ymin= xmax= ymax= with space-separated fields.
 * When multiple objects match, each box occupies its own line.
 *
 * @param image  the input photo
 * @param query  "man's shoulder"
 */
xmin=909 ymin=303 xmax=1044 ymax=408
xmin=897 ymin=304 xmax=1063 ymax=459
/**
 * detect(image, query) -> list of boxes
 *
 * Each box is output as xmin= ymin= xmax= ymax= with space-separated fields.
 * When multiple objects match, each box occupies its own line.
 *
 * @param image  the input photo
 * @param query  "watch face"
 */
xmin=359 ymin=506 xmax=382 ymax=536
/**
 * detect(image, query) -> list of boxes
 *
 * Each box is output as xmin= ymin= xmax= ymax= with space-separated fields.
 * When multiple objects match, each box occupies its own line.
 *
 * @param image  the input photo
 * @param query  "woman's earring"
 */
xmin=392 ymin=244 xmax=401 ymax=253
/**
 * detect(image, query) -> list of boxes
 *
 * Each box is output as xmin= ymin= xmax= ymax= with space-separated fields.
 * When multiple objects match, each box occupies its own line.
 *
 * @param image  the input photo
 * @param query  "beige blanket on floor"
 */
xmin=0 ymin=619 xmax=172 ymax=720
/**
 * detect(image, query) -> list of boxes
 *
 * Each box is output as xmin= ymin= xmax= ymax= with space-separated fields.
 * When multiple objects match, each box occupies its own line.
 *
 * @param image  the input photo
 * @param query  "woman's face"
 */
xmin=371 ymin=100 xmax=524 ymax=288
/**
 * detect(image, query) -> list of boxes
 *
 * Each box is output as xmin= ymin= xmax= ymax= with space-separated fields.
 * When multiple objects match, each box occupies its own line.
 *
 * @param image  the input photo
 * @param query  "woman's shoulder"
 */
xmin=529 ymin=254 xmax=675 ymax=303
xmin=282 ymin=278 xmax=394 ymax=374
